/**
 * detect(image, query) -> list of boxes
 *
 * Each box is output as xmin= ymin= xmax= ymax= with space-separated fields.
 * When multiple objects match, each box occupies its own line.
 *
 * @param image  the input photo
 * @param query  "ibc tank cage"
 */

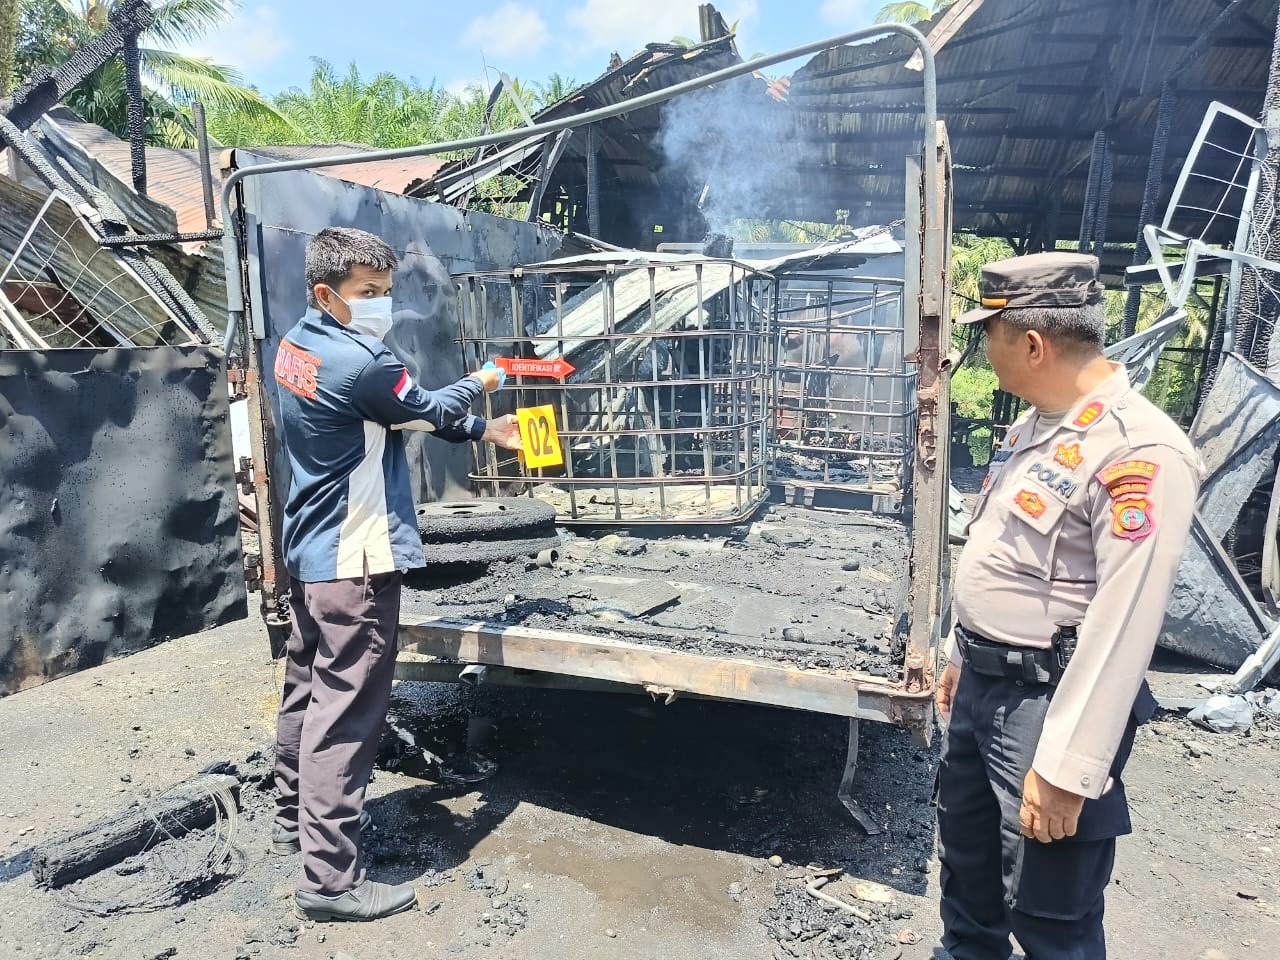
xmin=456 ymin=254 xmax=775 ymax=524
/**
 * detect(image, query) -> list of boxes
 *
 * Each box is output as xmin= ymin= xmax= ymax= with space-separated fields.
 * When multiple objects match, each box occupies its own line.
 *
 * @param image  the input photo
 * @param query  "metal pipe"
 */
xmin=220 ymin=23 xmax=937 ymax=355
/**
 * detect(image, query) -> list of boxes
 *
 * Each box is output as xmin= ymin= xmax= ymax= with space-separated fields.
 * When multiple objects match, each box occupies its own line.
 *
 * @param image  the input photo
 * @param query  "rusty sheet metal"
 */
xmin=0 ymin=346 xmax=247 ymax=696
xmin=234 ymin=152 xmax=564 ymax=615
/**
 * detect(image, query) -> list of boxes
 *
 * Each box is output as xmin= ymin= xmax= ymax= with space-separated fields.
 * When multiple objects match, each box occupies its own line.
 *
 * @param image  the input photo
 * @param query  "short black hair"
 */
xmin=304 ymin=227 xmax=397 ymax=307
xmin=996 ymin=303 xmax=1105 ymax=355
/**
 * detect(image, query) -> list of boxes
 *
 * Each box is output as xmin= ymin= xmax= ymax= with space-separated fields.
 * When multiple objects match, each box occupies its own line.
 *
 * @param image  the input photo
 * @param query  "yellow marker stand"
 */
xmin=516 ymin=405 xmax=563 ymax=469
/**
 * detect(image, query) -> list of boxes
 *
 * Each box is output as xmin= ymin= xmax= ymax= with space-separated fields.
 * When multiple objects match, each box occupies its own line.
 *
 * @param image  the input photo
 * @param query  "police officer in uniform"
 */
xmin=936 ymin=253 xmax=1203 ymax=958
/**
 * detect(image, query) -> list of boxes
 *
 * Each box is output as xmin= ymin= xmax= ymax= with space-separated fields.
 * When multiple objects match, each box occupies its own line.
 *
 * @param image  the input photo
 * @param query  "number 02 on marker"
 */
xmin=516 ymin=405 xmax=563 ymax=468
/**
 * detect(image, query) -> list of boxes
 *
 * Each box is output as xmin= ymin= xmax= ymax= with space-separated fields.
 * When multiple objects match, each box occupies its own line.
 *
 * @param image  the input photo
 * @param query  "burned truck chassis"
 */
xmin=231 ymin=25 xmax=951 ymax=826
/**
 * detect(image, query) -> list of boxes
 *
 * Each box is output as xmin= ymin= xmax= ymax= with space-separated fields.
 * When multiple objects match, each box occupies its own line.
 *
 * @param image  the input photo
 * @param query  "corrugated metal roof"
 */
xmin=37 ymin=113 xmax=446 ymax=233
xmin=781 ymin=0 xmax=1277 ymax=244
xmin=429 ymin=0 xmax=1276 ymax=252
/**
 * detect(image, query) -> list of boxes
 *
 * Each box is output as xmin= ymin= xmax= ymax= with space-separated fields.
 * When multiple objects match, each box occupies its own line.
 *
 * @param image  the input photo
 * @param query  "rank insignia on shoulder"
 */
xmin=1073 ymin=401 xmax=1105 ymax=428
xmin=1111 ymin=496 xmax=1156 ymax=541
xmin=1008 ymin=432 xmax=1020 ymax=448
xmin=1015 ymin=489 xmax=1047 ymax=518
xmin=981 ymin=473 xmax=992 ymax=494
xmin=1054 ymin=443 xmax=1083 ymax=470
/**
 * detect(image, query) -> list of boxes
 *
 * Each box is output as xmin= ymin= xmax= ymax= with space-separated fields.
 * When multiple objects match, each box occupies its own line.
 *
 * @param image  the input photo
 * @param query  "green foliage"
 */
xmin=874 ymin=0 xmax=956 ymax=25
xmin=951 ymin=363 xmax=999 ymax=421
xmin=14 ymin=0 xmax=289 ymax=147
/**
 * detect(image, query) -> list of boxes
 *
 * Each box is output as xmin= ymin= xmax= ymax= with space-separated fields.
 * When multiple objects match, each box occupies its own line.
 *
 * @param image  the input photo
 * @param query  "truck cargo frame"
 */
xmin=228 ymin=24 xmax=952 ymax=825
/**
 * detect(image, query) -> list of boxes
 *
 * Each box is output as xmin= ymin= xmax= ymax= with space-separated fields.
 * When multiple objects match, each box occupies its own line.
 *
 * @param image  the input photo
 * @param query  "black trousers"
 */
xmin=273 ymin=571 xmax=402 ymax=894
xmin=937 ymin=668 xmax=1138 ymax=960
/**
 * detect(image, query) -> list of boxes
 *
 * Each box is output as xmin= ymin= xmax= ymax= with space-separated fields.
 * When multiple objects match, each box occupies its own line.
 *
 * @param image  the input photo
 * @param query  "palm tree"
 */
xmin=874 ymin=0 xmax=956 ymax=24
xmin=1 ymin=0 xmax=23 ymax=96
xmin=535 ymin=73 xmax=579 ymax=110
xmin=16 ymin=0 xmax=289 ymax=146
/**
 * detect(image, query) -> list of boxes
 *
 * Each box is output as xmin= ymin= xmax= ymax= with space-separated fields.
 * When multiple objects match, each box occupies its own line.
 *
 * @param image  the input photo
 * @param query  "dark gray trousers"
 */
xmin=937 ymin=668 xmax=1138 ymax=960
xmin=273 ymin=571 xmax=402 ymax=894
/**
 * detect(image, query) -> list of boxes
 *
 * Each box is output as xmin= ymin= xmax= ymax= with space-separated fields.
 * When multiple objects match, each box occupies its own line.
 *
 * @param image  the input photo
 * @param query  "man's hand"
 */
xmin=482 ymin=414 xmax=522 ymax=450
xmin=470 ymin=367 xmax=503 ymax=393
xmin=1020 ymin=769 xmax=1085 ymax=843
xmin=936 ymin=662 xmax=961 ymax=721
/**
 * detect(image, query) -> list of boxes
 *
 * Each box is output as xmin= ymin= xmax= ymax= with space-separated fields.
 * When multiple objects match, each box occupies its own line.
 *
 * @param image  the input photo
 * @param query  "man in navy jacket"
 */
xmin=269 ymin=227 xmax=518 ymax=922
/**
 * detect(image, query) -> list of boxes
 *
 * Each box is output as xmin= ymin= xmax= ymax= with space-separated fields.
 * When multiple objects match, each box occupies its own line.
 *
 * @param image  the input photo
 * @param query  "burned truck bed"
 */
xmin=396 ymin=502 xmax=930 ymax=738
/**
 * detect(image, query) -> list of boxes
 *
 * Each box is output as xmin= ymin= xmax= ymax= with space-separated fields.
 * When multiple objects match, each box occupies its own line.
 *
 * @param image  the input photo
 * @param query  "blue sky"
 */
xmin=181 ymin=0 xmax=888 ymax=98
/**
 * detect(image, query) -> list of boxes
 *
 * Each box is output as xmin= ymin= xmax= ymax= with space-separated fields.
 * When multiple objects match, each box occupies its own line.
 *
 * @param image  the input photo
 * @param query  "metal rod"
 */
xmin=220 ymin=23 xmax=937 ymax=355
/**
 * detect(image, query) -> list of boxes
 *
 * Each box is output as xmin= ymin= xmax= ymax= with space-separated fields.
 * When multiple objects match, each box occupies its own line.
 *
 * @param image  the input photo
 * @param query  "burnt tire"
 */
xmin=415 ymin=497 xmax=559 ymax=565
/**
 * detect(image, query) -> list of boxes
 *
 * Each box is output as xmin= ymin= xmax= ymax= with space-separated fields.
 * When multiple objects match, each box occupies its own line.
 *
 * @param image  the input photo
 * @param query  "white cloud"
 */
xmin=462 ymin=4 xmax=551 ymax=58
xmin=819 ymin=0 xmax=883 ymax=27
xmin=567 ymin=0 xmax=759 ymax=54
xmin=445 ymin=78 xmax=482 ymax=99
xmin=174 ymin=6 xmax=289 ymax=75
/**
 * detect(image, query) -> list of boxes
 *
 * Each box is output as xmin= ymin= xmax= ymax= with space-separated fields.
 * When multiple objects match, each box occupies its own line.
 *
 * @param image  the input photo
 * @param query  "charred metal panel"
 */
xmin=1162 ymin=515 xmax=1274 ymax=670
xmin=1188 ymin=353 xmax=1280 ymax=539
xmin=0 ymin=347 xmax=246 ymax=695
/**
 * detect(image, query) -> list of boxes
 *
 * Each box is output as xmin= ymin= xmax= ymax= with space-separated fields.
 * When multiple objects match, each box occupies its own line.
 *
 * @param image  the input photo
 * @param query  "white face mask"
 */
xmin=326 ymin=288 xmax=394 ymax=340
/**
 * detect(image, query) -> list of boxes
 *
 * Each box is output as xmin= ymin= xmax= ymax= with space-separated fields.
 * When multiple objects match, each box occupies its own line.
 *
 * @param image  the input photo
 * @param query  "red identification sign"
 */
xmin=494 ymin=357 xmax=576 ymax=379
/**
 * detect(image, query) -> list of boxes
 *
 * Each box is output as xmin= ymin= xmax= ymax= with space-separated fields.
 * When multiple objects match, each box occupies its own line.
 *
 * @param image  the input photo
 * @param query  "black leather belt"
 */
xmin=955 ymin=626 xmax=1057 ymax=685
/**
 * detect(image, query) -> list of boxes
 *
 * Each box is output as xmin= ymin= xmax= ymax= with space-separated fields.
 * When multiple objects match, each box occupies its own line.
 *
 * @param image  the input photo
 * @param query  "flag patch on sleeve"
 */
xmin=394 ymin=369 xmax=413 ymax=401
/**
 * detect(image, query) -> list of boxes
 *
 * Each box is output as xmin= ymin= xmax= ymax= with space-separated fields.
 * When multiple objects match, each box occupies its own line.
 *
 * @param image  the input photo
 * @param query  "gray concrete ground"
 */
xmin=0 ymin=612 xmax=1278 ymax=960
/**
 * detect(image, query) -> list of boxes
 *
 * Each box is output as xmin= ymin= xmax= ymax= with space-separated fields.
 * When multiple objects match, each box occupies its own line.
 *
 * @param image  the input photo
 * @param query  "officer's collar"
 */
xmin=1024 ymin=363 xmax=1130 ymax=440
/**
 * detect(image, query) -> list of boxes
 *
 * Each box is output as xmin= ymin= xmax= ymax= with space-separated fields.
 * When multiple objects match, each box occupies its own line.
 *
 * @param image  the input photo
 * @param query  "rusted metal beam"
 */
xmin=397 ymin=614 xmax=933 ymax=729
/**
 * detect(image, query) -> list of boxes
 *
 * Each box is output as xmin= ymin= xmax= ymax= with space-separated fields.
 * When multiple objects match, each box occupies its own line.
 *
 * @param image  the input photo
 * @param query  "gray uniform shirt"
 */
xmin=952 ymin=364 xmax=1204 ymax=798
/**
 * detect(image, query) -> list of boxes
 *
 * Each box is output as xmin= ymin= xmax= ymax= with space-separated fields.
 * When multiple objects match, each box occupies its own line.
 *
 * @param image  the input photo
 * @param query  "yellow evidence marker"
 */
xmin=516 ymin=404 xmax=564 ymax=468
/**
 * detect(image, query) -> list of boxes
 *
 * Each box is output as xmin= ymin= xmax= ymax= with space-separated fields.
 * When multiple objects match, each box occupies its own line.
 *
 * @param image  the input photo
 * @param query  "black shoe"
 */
xmin=270 ymin=809 xmax=373 ymax=856
xmin=294 ymin=879 xmax=417 ymax=922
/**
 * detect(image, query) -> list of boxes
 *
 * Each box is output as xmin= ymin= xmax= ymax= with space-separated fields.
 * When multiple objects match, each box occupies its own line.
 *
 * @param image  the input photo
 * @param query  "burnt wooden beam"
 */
xmin=31 ymin=773 xmax=239 ymax=889
xmin=2 ymin=0 xmax=154 ymax=131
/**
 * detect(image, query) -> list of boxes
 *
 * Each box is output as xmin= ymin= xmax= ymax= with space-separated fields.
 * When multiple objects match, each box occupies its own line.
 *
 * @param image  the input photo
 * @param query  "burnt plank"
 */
xmin=30 ymin=773 xmax=239 ymax=889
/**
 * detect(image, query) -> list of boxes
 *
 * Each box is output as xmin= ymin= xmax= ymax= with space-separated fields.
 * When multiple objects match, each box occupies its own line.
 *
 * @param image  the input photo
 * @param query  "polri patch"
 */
xmin=1016 ymin=489 xmax=1047 ymax=518
xmin=1073 ymin=401 xmax=1105 ymax=429
xmin=1026 ymin=461 xmax=1079 ymax=499
xmin=1055 ymin=443 xmax=1083 ymax=470
xmin=1111 ymin=497 xmax=1155 ymax=541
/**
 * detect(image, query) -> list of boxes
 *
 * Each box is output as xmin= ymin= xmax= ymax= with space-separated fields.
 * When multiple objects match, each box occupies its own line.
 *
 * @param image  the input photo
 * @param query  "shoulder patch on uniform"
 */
xmin=1073 ymin=401 xmax=1105 ymax=429
xmin=1111 ymin=497 xmax=1156 ymax=541
xmin=1054 ymin=442 xmax=1083 ymax=470
xmin=1097 ymin=459 xmax=1160 ymax=493
xmin=274 ymin=340 xmax=321 ymax=400
xmin=1015 ymin=489 xmax=1047 ymax=518
xmin=980 ymin=473 xmax=993 ymax=494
